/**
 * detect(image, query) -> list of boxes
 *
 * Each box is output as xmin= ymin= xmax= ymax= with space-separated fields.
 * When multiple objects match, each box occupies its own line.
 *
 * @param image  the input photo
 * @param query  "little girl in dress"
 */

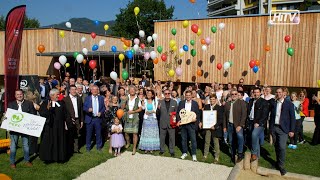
xmin=111 ymin=117 xmax=125 ymax=156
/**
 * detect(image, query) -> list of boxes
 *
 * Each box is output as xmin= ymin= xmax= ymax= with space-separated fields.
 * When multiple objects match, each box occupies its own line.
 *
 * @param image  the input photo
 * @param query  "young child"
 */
xmin=111 ymin=117 xmax=125 ymax=156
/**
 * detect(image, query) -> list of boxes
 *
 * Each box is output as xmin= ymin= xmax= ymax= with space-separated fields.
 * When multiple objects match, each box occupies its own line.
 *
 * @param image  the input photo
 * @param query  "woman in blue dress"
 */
xmin=139 ymin=90 xmax=160 ymax=153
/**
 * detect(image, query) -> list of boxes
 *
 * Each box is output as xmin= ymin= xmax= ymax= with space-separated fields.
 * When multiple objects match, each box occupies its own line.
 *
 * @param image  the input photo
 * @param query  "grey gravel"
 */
xmin=75 ymin=152 xmax=232 ymax=180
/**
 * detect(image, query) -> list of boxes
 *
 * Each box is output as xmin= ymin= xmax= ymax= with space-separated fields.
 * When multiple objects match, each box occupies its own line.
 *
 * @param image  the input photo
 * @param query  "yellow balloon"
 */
xmin=197 ymin=28 xmax=202 ymax=36
xmin=168 ymin=69 xmax=175 ymax=77
xmin=172 ymin=45 xmax=177 ymax=52
xmin=59 ymin=30 xmax=65 ymax=38
xmin=123 ymin=44 xmax=128 ymax=50
xmin=65 ymin=63 xmax=70 ymax=68
xmin=134 ymin=7 xmax=140 ymax=16
xmin=182 ymin=20 xmax=189 ymax=28
xmin=179 ymin=52 xmax=184 ymax=57
xmin=169 ymin=40 xmax=176 ymax=48
xmin=104 ymin=24 xmax=109 ymax=31
xmin=119 ymin=54 xmax=125 ymax=61
xmin=317 ymin=80 xmax=320 ymax=87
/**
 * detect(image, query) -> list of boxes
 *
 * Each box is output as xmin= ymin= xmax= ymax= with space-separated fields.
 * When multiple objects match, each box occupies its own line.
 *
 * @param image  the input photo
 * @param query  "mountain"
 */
xmin=43 ymin=18 xmax=115 ymax=36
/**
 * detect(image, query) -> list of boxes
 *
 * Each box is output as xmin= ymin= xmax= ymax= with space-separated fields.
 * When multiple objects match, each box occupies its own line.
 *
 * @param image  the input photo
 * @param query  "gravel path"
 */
xmin=75 ymin=152 xmax=232 ymax=180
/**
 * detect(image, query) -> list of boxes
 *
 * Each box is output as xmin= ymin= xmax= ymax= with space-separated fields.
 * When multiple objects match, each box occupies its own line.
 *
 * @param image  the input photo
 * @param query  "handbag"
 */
xmin=170 ymin=112 xmax=177 ymax=128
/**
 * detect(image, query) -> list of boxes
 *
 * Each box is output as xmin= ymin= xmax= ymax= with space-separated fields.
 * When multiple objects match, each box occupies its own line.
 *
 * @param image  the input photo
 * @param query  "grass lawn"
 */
xmin=0 ymin=129 xmax=319 ymax=179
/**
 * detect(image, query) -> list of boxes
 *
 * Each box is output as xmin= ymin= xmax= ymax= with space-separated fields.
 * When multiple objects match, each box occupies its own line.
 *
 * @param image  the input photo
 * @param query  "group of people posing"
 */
xmin=6 ymin=74 xmax=320 ymax=177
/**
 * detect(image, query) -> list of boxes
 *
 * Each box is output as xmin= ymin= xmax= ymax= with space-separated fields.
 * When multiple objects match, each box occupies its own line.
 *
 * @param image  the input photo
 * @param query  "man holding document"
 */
xmin=199 ymin=93 xmax=224 ymax=163
xmin=7 ymin=89 xmax=36 ymax=169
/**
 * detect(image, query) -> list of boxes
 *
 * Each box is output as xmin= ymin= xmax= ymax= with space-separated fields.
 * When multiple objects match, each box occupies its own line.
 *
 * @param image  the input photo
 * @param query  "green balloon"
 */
xmin=211 ymin=26 xmax=217 ymax=33
xmin=191 ymin=49 xmax=196 ymax=57
xmin=157 ymin=46 xmax=163 ymax=53
xmin=229 ymin=61 xmax=233 ymax=67
xmin=171 ymin=28 xmax=177 ymax=36
xmin=122 ymin=70 xmax=129 ymax=80
xmin=131 ymin=49 xmax=135 ymax=54
xmin=190 ymin=40 xmax=195 ymax=46
xmin=73 ymin=52 xmax=79 ymax=58
xmin=287 ymin=47 xmax=294 ymax=56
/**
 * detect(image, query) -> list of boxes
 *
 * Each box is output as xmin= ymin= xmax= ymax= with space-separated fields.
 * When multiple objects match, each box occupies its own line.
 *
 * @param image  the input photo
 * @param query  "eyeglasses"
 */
xmin=231 ymin=93 xmax=238 ymax=95
xmin=164 ymin=93 xmax=170 ymax=95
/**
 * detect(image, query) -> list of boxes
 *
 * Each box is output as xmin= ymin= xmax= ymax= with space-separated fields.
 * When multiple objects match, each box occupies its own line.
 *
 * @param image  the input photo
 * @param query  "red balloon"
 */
xmin=91 ymin=32 xmax=96 ymax=39
xmin=229 ymin=43 xmax=235 ymax=50
xmin=249 ymin=60 xmax=256 ymax=68
xmin=161 ymin=54 xmax=167 ymax=61
xmin=217 ymin=63 xmax=222 ymax=70
xmin=284 ymin=35 xmax=291 ymax=43
xmin=191 ymin=24 xmax=198 ymax=33
xmin=89 ymin=60 xmax=97 ymax=69
xmin=140 ymin=43 xmax=145 ymax=49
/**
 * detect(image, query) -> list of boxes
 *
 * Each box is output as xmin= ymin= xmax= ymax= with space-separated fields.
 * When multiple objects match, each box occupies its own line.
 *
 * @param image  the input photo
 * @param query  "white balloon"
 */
xmin=133 ymin=44 xmax=139 ymax=51
xmin=65 ymin=22 xmax=71 ymax=28
xmin=179 ymin=48 xmax=184 ymax=54
xmin=268 ymin=20 xmax=274 ymax=27
xmin=147 ymin=36 xmax=153 ymax=43
xmin=76 ymin=54 xmax=84 ymax=63
xmin=81 ymin=37 xmax=86 ymax=43
xmin=110 ymin=71 xmax=118 ymax=81
xmin=152 ymin=33 xmax=158 ymax=41
xmin=99 ymin=39 xmax=106 ymax=47
xmin=59 ymin=55 xmax=67 ymax=65
xmin=223 ymin=62 xmax=231 ymax=70
xmin=150 ymin=51 xmax=157 ymax=60
xmin=219 ymin=22 xmax=225 ymax=30
xmin=82 ymin=48 xmax=88 ymax=55
xmin=139 ymin=30 xmax=145 ymax=38
xmin=202 ymin=45 xmax=207 ymax=51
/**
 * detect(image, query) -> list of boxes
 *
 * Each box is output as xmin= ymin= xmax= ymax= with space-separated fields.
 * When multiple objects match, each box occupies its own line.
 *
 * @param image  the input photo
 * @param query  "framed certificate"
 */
xmin=202 ymin=110 xmax=217 ymax=129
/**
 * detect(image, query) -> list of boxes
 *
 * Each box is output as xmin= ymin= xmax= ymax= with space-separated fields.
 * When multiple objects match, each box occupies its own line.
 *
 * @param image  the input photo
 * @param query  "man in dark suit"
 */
xmin=8 ymin=89 xmax=36 ymax=169
xmin=270 ymin=87 xmax=295 ymax=176
xmin=83 ymin=85 xmax=106 ymax=152
xmin=63 ymin=85 xmax=84 ymax=154
xmin=139 ymin=75 xmax=150 ymax=87
xmin=176 ymin=90 xmax=200 ymax=162
xmin=200 ymin=93 xmax=224 ymax=163
xmin=223 ymin=89 xmax=247 ymax=163
xmin=77 ymin=85 xmax=88 ymax=103
xmin=39 ymin=77 xmax=50 ymax=101
xmin=247 ymin=87 xmax=269 ymax=161
xmin=157 ymin=89 xmax=177 ymax=157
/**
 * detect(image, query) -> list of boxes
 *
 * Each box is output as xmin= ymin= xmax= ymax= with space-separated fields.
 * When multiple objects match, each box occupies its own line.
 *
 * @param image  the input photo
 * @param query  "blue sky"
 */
xmin=0 ymin=0 xmax=208 ymax=26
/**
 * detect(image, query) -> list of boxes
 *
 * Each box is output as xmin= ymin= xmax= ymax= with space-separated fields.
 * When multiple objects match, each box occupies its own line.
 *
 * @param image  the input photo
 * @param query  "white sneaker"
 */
xmin=192 ymin=155 xmax=197 ymax=162
xmin=181 ymin=153 xmax=188 ymax=159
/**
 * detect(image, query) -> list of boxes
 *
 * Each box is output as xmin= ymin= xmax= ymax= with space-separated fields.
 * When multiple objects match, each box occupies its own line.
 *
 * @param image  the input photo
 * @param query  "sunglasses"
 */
xmin=164 ymin=93 xmax=170 ymax=95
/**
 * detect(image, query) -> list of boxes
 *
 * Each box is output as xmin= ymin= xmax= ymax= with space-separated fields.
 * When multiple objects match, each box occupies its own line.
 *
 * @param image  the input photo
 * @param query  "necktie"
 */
xmin=93 ymin=96 xmax=98 ymax=116
xmin=18 ymin=102 xmax=22 ymax=112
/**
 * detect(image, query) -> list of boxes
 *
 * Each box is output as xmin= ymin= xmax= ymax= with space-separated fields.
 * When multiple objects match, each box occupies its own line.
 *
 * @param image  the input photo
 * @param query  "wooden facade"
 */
xmin=153 ymin=12 xmax=320 ymax=88
xmin=0 ymin=28 xmax=123 ymax=76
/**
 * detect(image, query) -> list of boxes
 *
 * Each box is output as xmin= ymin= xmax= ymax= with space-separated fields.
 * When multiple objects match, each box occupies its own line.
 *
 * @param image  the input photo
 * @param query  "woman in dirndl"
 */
xmin=123 ymin=85 xmax=142 ymax=155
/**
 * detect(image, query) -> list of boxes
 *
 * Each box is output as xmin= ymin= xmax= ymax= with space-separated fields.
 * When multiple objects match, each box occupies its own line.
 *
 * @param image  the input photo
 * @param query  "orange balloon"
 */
xmin=265 ymin=45 xmax=270 ymax=51
xmin=38 ymin=45 xmax=45 ymax=53
xmin=83 ymin=59 xmax=87 ymax=65
xmin=200 ymin=39 xmax=206 ymax=45
xmin=124 ymin=40 xmax=131 ymax=47
xmin=255 ymin=60 xmax=261 ymax=66
xmin=197 ymin=69 xmax=202 ymax=77
xmin=116 ymin=109 xmax=124 ymax=119
xmin=120 ymin=37 xmax=125 ymax=42
xmin=0 ymin=174 xmax=12 ymax=180
xmin=153 ymin=58 xmax=159 ymax=64
xmin=189 ymin=0 xmax=196 ymax=3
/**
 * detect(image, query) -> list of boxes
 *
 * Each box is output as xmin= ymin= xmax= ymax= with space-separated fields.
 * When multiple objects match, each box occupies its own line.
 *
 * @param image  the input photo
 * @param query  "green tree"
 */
xmin=0 ymin=15 xmax=40 ymax=30
xmin=112 ymin=0 xmax=174 ymax=39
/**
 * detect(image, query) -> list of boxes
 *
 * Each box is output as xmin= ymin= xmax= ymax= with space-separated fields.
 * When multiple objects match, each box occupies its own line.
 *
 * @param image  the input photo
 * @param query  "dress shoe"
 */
xmin=236 ymin=154 xmax=244 ymax=163
xmin=170 ymin=153 xmax=175 ymax=157
xmin=213 ymin=159 xmax=219 ymax=164
xmin=25 ymin=162 xmax=33 ymax=167
xmin=10 ymin=164 xmax=16 ymax=169
xmin=280 ymin=168 xmax=287 ymax=176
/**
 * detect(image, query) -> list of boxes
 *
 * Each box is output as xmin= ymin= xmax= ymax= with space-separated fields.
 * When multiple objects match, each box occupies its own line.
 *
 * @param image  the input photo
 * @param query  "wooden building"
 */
xmin=0 ymin=28 xmax=126 ymax=79
xmin=153 ymin=12 xmax=320 ymax=88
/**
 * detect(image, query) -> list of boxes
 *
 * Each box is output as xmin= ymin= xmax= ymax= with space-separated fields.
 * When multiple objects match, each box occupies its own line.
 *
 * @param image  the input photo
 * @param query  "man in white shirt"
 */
xmin=176 ymin=90 xmax=200 ymax=162
xmin=270 ymin=88 xmax=295 ymax=176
